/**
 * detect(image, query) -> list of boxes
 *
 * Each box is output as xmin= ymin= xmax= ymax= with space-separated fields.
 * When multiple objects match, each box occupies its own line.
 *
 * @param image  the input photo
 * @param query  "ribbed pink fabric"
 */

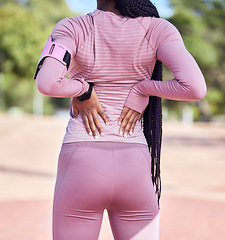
xmin=36 ymin=9 xmax=206 ymax=144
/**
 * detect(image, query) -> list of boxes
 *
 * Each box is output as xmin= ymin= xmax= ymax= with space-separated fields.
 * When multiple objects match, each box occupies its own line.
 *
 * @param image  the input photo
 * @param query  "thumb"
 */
xmin=73 ymin=106 xmax=79 ymax=118
xmin=70 ymin=99 xmax=79 ymax=118
xmin=138 ymin=109 xmax=145 ymax=120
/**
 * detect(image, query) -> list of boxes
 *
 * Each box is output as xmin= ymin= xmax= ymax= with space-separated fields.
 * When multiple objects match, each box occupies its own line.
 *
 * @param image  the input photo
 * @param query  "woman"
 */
xmin=35 ymin=0 xmax=207 ymax=239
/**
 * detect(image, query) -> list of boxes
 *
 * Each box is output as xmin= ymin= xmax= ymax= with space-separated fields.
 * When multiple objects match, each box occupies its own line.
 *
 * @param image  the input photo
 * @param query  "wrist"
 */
xmin=77 ymin=82 xmax=94 ymax=101
xmin=125 ymin=87 xmax=149 ymax=113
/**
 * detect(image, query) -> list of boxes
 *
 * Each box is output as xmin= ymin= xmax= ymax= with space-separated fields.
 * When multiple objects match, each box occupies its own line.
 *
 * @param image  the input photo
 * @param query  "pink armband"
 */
xmin=34 ymin=35 xmax=71 ymax=79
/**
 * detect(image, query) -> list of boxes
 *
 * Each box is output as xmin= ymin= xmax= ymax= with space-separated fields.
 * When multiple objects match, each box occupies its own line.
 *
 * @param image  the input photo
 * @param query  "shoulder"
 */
xmin=152 ymin=18 xmax=181 ymax=37
xmin=51 ymin=14 xmax=94 ymax=49
xmin=142 ymin=17 xmax=182 ymax=43
xmin=53 ymin=14 xmax=94 ymax=34
xmin=137 ymin=17 xmax=183 ymax=52
xmin=139 ymin=17 xmax=179 ymax=35
xmin=50 ymin=15 xmax=93 ymax=54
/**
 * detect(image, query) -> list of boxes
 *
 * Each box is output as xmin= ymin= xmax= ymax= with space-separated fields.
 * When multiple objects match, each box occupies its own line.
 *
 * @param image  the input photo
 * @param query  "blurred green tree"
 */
xmin=0 ymin=0 xmax=224 ymax=120
xmin=0 ymin=0 xmax=76 ymax=114
xmin=165 ymin=0 xmax=225 ymax=120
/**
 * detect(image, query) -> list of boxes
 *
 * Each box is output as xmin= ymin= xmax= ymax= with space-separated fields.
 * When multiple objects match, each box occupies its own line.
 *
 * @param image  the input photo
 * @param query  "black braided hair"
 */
xmin=115 ymin=0 xmax=163 ymax=205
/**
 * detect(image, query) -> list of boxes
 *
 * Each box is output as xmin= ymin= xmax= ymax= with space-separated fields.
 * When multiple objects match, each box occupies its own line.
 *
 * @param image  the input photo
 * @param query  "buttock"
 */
xmin=55 ymin=141 xmax=157 ymax=210
xmin=53 ymin=141 xmax=159 ymax=240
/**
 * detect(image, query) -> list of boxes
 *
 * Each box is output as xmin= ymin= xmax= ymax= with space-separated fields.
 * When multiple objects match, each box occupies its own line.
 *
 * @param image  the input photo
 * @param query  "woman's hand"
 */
xmin=117 ymin=107 xmax=143 ymax=138
xmin=71 ymin=88 xmax=109 ymax=139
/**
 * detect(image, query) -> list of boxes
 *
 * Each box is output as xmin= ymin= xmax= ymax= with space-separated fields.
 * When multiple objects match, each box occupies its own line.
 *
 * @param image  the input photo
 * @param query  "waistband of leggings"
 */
xmin=62 ymin=141 xmax=148 ymax=150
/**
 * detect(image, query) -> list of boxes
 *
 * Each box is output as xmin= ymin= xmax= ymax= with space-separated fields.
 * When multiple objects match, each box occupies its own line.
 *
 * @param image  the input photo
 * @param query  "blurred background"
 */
xmin=0 ymin=0 xmax=224 ymax=120
xmin=0 ymin=0 xmax=224 ymax=240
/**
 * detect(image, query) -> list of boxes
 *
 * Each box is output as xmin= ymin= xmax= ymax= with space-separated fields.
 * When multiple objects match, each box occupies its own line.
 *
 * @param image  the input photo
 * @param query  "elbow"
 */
xmin=182 ymin=74 xmax=207 ymax=101
xmin=36 ymin=80 xmax=53 ymax=96
xmin=190 ymin=84 xmax=207 ymax=101
xmin=191 ymin=73 xmax=207 ymax=101
xmin=195 ymin=89 xmax=207 ymax=101
xmin=35 ymin=67 xmax=59 ymax=96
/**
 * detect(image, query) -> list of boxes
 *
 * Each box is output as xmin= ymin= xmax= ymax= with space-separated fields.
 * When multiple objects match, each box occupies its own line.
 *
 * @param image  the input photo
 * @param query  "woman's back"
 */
xmin=52 ymin=9 xmax=181 ymax=144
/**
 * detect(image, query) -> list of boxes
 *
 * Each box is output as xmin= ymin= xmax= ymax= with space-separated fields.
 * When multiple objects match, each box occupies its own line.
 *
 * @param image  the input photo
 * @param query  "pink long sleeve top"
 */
xmin=36 ymin=9 xmax=207 ymax=145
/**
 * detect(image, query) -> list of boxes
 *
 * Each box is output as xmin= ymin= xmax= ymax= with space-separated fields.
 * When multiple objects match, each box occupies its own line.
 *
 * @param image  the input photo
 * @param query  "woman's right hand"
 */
xmin=71 ymin=88 xmax=109 ymax=139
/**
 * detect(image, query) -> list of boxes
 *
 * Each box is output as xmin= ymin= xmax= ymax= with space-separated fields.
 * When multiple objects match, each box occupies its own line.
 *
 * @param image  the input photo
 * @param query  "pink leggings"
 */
xmin=53 ymin=142 xmax=159 ymax=240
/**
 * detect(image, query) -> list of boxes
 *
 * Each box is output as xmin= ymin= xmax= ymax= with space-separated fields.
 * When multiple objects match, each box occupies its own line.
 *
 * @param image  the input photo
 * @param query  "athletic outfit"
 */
xmin=36 ymin=9 xmax=206 ymax=240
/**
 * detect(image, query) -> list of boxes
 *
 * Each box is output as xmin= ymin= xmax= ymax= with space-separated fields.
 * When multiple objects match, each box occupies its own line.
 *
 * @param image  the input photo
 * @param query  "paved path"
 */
xmin=0 ymin=114 xmax=224 ymax=239
xmin=1 ymin=196 xmax=224 ymax=240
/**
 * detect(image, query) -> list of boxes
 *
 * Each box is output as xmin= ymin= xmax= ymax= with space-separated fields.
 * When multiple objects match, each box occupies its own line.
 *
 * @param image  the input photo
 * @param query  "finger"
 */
xmin=118 ymin=109 xmax=133 ymax=136
xmin=118 ymin=107 xmax=129 ymax=126
xmin=98 ymin=109 xmax=109 ymax=126
xmin=71 ymin=98 xmax=79 ymax=118
xmin=122 ymin=113 xmax=137 ymax=138
xmin=129 ymin=114 xmax=140 ymax=135
xmin=81 ymin=114 xmax=93 ymax=137
xmin=92 ymin=109 xmax=104 ymax=137
xmin=86 ymin=113 xmax=99 ymax=139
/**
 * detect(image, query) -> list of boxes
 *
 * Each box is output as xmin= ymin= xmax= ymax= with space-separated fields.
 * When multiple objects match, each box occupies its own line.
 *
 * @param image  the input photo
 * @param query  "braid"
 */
xmin=116 ymin=0 xmax=159 ymax=18
xmin=116 ymin=0 xmax=163 ymax=205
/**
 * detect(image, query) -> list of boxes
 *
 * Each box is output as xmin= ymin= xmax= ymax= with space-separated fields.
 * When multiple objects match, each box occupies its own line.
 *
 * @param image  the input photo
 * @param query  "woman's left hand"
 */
xmin=117 ymin=107 xmax=142 ymax=138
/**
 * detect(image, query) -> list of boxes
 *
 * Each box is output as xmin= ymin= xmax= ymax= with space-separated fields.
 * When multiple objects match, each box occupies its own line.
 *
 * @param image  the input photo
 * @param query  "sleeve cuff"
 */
xmin=124 ymin=88 xmax=149 ymax=113
xmin=75 ymin=80 xmax=90 ymax=97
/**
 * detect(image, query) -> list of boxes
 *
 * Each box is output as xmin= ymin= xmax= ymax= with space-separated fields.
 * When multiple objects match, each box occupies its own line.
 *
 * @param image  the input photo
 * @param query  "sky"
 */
xmin=65 ymin=0 xmax=173 ymax=18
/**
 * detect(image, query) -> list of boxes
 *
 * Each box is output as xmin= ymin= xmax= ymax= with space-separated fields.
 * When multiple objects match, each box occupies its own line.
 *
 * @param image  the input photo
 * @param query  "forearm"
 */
xmin=125 ymin=42 xmax=207 ymax=113
xmin=129 ymin=78 xmax=205 ymax=101
xmin=36 ymin=58 xmax=89 ymax=98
